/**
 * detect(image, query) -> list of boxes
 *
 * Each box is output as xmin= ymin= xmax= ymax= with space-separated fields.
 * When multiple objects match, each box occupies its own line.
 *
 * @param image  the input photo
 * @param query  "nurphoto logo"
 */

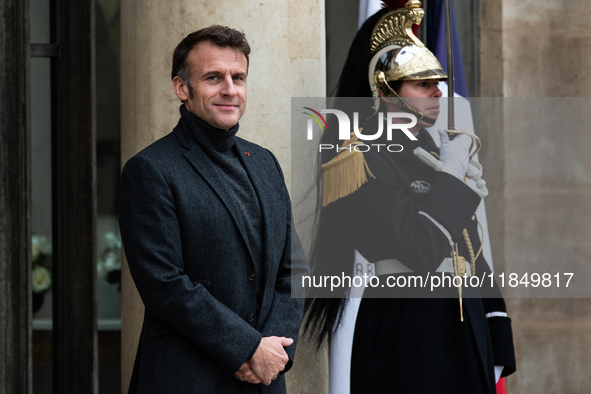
xmin=302 ymin=107 xmax=418 ymax=152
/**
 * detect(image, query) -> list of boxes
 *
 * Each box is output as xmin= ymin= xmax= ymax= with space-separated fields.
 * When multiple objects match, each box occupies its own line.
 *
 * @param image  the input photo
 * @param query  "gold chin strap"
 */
xmin=373 ymin=71 xmax=437 ymax=125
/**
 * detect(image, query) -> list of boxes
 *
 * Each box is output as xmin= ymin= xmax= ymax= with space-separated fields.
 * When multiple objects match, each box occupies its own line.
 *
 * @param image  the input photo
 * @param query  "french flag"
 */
xmin=425 ymin=0 xmax=468 ymax=97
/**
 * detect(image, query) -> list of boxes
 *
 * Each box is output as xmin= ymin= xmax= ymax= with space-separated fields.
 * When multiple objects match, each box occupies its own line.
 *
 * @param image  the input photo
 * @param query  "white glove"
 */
xmin=437 ymin=128 xmax=471 ymax=179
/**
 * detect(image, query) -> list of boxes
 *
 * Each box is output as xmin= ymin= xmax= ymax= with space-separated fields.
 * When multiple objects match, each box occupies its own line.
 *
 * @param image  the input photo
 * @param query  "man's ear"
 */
xmin=172 ymin=76 xmax=189 ymax=102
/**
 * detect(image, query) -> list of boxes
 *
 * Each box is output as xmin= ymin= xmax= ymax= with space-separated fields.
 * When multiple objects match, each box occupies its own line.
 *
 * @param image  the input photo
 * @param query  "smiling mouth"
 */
xmin=215 ymin=103 xmax=238 ymax=110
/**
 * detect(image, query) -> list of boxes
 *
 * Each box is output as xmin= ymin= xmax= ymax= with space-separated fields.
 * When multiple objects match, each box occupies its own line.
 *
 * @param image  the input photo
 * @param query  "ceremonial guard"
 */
xmin=304 ymin=2 xmax=516 ymax=393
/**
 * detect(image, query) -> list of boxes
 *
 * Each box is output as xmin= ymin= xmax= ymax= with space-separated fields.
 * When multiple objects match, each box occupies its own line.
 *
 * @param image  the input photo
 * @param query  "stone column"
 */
xmin=479 ymin=1 xmax=591 ymax=392
xmin=120 ymin=1 xmax=327 ymax=392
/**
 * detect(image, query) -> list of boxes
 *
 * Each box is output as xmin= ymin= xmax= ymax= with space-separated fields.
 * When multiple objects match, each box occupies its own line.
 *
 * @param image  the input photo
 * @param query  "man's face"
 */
xmin=174 ymin=41 xmax=248 ymax=130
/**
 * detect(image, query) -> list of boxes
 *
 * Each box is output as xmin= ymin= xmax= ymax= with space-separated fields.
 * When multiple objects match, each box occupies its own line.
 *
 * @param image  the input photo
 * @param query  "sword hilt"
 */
xmin=445 ymin=129 xmax=481 ymax=161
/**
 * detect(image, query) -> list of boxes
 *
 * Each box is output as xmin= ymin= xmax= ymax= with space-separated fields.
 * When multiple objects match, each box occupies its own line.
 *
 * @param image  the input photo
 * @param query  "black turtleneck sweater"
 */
xmin=180 ymin=106 xmax=264 ymax=318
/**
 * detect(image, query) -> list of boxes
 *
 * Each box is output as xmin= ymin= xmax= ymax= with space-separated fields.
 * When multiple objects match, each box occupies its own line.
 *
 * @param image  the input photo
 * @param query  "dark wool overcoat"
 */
xmin=118 ymin=114 xmax=308 ymax=394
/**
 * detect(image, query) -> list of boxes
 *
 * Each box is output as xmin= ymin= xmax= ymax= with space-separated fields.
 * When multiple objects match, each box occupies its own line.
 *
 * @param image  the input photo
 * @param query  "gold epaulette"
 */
xmin=321 ymin=133 xmax=375 ymax=207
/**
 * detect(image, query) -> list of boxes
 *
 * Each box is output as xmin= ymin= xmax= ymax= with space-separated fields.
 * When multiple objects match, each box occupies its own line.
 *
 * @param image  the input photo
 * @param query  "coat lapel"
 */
xmin=234 ymin=138 xmax=279 ymax=315
xmin=234 ymin=138 xmax=273 ymax=255
xmin=174 ymin=126 xmax=255 ymax=265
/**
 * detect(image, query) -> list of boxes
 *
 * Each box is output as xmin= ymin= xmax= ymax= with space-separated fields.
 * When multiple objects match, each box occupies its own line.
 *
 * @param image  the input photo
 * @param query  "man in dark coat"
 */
xmin=118 ymin=25 xmax=308 ymax=394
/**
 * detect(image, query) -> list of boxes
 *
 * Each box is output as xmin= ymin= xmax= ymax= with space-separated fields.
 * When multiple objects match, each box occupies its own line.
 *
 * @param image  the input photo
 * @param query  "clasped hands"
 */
xmin=235 ymin=336 xmax=293 ymax=385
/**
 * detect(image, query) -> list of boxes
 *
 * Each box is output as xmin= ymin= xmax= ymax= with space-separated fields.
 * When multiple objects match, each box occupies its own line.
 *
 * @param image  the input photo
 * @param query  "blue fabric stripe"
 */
xmin=426 ymin=0 xmax=469 ymax=97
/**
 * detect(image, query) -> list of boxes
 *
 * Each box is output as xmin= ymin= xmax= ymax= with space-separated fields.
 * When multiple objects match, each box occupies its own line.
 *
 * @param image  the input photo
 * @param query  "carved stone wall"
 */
xmin=480 ymin=1 xmax=591 ymax=392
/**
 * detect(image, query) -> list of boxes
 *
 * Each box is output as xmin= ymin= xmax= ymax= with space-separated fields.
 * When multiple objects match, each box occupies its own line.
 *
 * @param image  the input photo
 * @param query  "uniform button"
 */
xmin=247 ymin=272 xmax=256 ymax=281
xmin=247 ymin=313 xmax=254 ymax=322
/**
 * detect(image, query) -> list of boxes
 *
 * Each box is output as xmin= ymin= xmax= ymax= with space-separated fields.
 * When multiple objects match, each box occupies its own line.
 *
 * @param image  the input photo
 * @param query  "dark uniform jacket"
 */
xmin=118 ymin=109 xmax=308 ymax=394
xmin=323 ymin=127 xmax=516 ymax=393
